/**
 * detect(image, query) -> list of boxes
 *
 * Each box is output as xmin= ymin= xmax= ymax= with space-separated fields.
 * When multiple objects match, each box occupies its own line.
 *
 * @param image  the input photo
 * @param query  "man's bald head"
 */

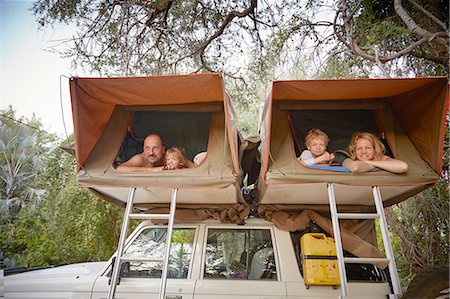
xmin=142 ymin=134 xmax=165 ymax=166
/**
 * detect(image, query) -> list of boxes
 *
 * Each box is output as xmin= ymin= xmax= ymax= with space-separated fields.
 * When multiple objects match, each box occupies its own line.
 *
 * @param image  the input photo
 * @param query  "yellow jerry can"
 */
xmin=300 ymin=233 xmax=340 ymax=288
xmin=300 ymin=233 xmax=337 ymax=256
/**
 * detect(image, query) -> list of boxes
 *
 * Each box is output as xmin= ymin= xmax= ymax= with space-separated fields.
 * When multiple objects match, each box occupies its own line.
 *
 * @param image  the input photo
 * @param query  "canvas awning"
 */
xmin=258 ymin=77 xmax=448 ymax=208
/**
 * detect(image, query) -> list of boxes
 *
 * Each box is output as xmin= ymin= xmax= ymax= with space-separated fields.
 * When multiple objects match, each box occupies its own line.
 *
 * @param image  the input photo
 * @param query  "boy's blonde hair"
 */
xmin=348 ymin=132 xmax=385 ymax=160
xmin=304 ymin=128 xmax=329 ymax=147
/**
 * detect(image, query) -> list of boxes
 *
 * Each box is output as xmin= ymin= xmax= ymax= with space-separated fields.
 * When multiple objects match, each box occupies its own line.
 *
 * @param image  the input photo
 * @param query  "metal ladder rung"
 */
xmin=344 ymin=257 xmax=390 ymax=264
xmin=108 ymin=188 xmax=178 ymax=299
xmin=129 ymin=213 xmax=170 ymax=220
xmin=337 ymin=213 xmax=379 ymax=219
xmin=120 ymin=256 xmax=164 ymax=263
xmin=327 ymin=183 xmax=402 ymax=298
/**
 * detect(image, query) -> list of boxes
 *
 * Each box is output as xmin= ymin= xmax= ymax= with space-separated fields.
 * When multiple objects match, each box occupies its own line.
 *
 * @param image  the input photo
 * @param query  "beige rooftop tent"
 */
xmin=69 ymin=73 xmax=247 ymax=222
xmin=258 ymin=76 xmax=448 ymax=210
xmin=254 ymin=76 xmax=448 ymax=267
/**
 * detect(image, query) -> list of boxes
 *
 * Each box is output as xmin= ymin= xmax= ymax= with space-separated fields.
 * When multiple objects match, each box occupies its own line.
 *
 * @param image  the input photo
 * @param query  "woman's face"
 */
xmin=355 ymin=138 xmax=375 ymax=161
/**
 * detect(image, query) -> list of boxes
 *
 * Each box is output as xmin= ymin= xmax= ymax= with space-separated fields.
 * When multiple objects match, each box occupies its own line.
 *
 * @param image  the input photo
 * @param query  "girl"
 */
xmin=164 ymin=147 xmax=189 ymax=170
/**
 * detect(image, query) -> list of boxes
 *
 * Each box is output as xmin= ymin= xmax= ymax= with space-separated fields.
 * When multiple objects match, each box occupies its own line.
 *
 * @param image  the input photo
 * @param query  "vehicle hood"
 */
xmin=5 ymin=262 xmax=107 ymax=293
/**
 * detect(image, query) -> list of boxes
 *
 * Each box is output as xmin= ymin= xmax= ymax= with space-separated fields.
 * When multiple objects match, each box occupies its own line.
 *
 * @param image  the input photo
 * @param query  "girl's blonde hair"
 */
xmin=348 ymin=132 xmax=385 ymax=160
xmin=305 ymin=128 xmax=329 ymax=147
xmin=165 ymin=146 xmax=187 ymax=168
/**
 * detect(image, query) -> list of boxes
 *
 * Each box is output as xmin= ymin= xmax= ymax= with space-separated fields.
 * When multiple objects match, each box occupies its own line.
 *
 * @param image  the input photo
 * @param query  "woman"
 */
xmin=342 ymin=132 xmax=408 ymax=173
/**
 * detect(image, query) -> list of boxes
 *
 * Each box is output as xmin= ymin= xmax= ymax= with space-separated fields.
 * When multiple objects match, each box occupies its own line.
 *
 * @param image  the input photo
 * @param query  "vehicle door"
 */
xmin=194 ymin=226 xmax=286 ymax=299
xmin=91 ymin=226 xmax=197 ymax=299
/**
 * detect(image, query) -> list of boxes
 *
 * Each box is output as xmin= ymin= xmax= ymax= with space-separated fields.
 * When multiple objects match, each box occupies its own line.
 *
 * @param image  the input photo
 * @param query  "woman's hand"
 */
xmin=364 ymin=157 xmax=408 ymax=173
xmin=343 ymin=157 xmax=408 ymax=173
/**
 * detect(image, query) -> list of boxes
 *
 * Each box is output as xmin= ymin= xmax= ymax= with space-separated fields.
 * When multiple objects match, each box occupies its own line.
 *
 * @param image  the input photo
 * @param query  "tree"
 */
xmin=0 ymin=108 xmax=52 ymax=267
xmin=385 ymin=179 xmax=449 ymax=286
xmin=385 ymin=122 xmax=449 ymax=287
xmin=335 ymin=0 xmax=448 ymax=68
xmin=0 ymin=108 xmax=122 ymax=268
xmin=32 ymin=0 xmax=448 ymax=79
xmin=9 ymin=140 xmax=123 ymax=267
xmin=33 ymin=0 xmax=259 ymax=77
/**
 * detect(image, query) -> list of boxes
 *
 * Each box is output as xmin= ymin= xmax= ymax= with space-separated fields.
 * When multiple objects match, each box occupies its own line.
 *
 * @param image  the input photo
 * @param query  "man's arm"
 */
xmin=116 ymin=154 xmax=163 ymax=172
xmin=116 ymin=164 xmax=164 ymax=172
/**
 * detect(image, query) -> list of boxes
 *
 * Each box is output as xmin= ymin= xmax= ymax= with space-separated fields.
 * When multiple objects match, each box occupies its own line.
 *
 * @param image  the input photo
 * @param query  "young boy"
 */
xmin=163 ymin=147 xmax=188 ymax=170
xmin=298 ymin=128 xmax=334 ymax=166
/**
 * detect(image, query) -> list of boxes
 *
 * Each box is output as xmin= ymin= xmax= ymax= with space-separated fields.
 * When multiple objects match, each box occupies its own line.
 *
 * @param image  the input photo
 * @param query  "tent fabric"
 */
xmin=70 ymin=73 xmax=243 ymax=207
xmin=77 ymin=106 xmax=237 ymax=187
xmin=258 ymin=77 xmax=448 ymax=208
xmin=70 ymin=73 xmax=229 ymax=169
xmin=289 ymin=109 xmax=381 ymax=155
xmin=88 ymin=185 xmax=249 ymax=223
xmin=257 ymin=207 xmax=387 ymax=268
xmin=262 ymin=77 xmax=448 ymax=175
xmin=117 ymin=111 xmax=212 ymax=162
xmin=140 ymin=203 xmax=249 ymax=224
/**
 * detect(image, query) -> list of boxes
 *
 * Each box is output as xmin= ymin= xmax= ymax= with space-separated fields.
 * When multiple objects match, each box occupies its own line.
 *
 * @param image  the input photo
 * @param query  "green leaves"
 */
xmin=386 ymin=179 xmax=449 ymax=287
xmin=11 ymin=154 xmax=122 ymax=267
xmin=0 ymin=108 xmax=122 ymax=268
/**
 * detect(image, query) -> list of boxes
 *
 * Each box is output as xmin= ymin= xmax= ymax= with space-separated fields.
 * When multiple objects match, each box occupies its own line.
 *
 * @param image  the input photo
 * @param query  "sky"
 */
xmin=0 ymin=0 xmax=76 ymax=138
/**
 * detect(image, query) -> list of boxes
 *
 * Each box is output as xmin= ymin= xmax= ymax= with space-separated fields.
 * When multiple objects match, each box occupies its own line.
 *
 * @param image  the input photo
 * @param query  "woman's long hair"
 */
xmin=348 ymin=132 xmax=385 ymax=160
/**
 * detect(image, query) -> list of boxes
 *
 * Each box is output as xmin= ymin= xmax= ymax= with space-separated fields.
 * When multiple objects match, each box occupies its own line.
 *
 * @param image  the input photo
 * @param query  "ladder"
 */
xmin=327 ymin=183 xmax=401 ymax=298
xmin=107 ymin=187 xmax=178 ymax=299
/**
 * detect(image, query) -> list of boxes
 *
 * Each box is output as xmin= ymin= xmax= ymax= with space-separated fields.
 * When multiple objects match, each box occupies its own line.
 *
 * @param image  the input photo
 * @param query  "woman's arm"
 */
xmin=342 ymin=158 xmax=375 ymax=173
xmin=364 ymin=157 xmax=408 ymax=174
xmin=343 ymin=157 xmax=408 ymax=173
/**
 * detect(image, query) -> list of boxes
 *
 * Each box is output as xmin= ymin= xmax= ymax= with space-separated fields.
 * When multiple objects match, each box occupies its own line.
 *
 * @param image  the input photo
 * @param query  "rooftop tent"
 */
xmin=69 ymin=74 xmax=247 ymax=222
xmin=258 ymin=77 xmax=448 ymax=209
xmin=255 ymin=77 xmax=447 ymax=264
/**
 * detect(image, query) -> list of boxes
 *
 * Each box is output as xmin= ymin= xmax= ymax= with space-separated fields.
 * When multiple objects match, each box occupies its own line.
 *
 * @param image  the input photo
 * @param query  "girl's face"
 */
xmin=307 ymin=137 xmax=327 ymax=157
xmin=355 ymin=138 xmax=375 ymax=161
xmin=165 ymin=153 xmax=183 ymax=170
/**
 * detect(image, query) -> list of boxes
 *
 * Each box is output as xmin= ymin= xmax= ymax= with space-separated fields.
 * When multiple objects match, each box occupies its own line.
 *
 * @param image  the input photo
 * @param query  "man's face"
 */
xmin=143 ymin=135 xmax=165 ymax=166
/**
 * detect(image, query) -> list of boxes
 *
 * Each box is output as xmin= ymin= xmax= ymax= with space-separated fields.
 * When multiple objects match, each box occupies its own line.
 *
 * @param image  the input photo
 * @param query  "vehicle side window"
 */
xmin=120 ymin=228 xmax=195 ymax=279
xmin=204 ymin=228 xmax=276 ymax=280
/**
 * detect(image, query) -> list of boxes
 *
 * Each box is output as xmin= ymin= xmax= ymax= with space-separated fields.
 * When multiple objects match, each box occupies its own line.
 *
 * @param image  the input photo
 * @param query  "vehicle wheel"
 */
xmin=401 ymin=265 xmax=449 ymax=299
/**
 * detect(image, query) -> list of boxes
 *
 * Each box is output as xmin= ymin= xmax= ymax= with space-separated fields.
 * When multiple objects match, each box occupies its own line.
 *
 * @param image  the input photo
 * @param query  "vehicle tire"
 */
xmin=401 ymin=265 xmax=449 ymax=299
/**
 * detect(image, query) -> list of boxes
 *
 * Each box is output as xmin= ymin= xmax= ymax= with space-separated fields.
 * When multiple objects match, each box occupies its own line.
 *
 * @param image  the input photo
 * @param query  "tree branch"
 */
xmin=394 ymin=0 xmax=447 ymax=46
xmin=173 ymin=0 xmax=257 ymax=70
xmin=334 ymin=0 xmax=449 ymax=68
xmin=407 ymin=0 xmax=447 ymax=30
xmin=197 ymin=0 xmax=258 ymax=56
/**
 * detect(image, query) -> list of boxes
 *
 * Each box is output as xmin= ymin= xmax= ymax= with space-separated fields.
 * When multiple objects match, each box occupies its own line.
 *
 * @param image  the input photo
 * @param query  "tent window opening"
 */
xmin=289 ymin=110 xmax=393 ymax=161
xmin=115 ymin=111 xmax=212 ymax=167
